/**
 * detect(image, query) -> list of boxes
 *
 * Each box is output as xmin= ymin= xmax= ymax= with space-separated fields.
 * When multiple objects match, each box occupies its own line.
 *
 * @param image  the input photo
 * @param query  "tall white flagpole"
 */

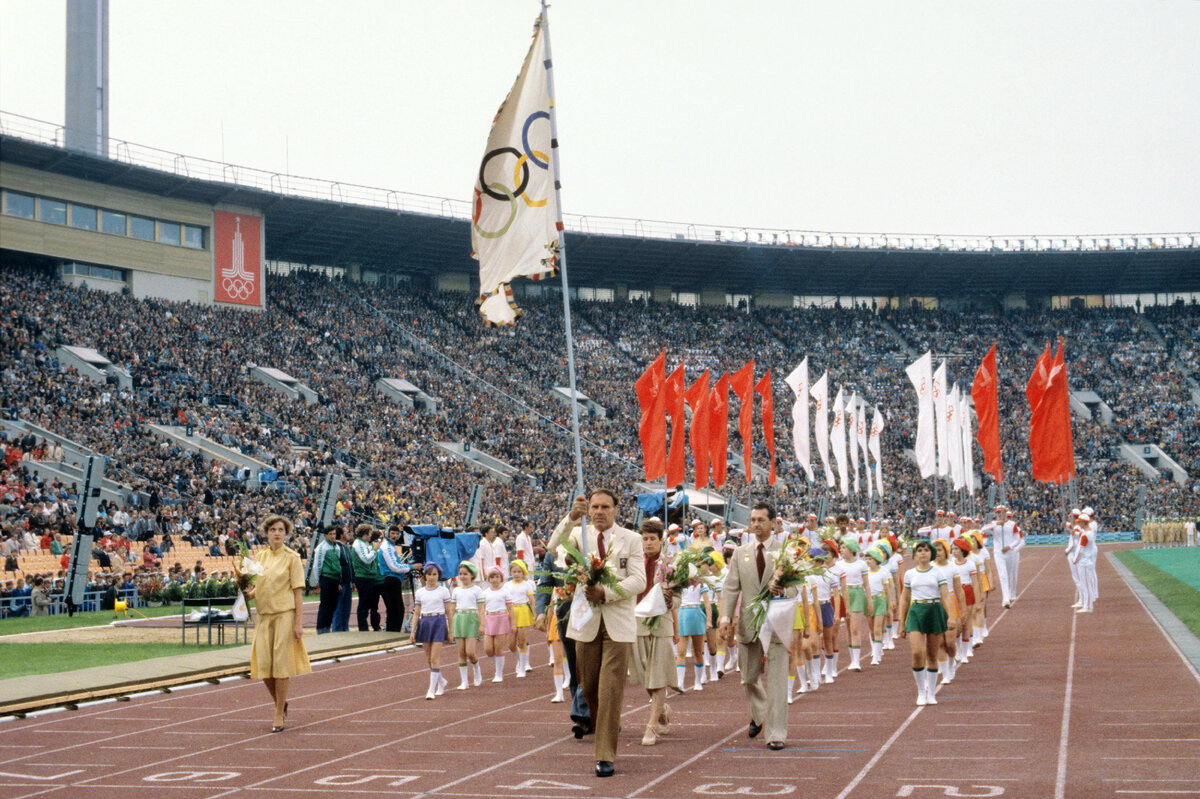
xmin=540 ymin=4 xmax=589 ymax=555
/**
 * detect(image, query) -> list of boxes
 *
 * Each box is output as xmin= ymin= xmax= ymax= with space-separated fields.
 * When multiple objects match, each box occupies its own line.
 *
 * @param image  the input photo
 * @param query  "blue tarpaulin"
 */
xmin=636 ymin=491 xmax=688 ymax=518
xmin=407 ymin=525 xmax=480 ymax=579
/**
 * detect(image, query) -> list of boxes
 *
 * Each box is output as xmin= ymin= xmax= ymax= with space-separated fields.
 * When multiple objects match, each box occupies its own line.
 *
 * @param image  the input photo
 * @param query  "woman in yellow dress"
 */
xmin=244 ymin=515 xmax=311 ymax=732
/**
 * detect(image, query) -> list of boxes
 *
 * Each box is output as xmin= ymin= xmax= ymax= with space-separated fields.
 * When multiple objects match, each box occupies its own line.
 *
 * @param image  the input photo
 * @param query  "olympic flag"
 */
xmin=471 ymin=15 xmax=561 ymax=326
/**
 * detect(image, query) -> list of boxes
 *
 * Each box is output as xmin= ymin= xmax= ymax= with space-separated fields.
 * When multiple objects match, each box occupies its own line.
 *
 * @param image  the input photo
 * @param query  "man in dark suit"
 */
xmin=718 ymin=501 xmax=796 ymax=751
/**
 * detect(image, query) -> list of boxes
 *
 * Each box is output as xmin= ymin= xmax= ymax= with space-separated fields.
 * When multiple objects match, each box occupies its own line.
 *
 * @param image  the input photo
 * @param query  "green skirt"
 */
xmin=452 ymin=610 xmax=480 ymax=639
xmin=869 ymin=593 xmax=887 ymax=616
xmin=905 ymin=603 xmax=948 ymax=635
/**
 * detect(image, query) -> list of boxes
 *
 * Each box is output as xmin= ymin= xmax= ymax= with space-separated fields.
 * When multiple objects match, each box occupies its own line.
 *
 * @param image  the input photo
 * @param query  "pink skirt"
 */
xmin=484 ymin=611 xmax=512 ymax=636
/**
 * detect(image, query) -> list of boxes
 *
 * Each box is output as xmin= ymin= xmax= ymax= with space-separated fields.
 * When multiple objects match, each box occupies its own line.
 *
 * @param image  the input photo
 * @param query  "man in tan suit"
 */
xmin=718 ymin=501 xmax=794 ymax=751
xmin=548 ymin=490 xmax=646 ymax=778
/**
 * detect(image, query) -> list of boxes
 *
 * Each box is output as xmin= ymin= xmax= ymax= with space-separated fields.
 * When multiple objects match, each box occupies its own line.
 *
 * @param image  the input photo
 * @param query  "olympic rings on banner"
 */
xmin=521 ymin=111 xmax=550 ymax=169
xmin=472 ymin=182 xmax=518 ymax=239
xmin=222 ymin=277 xmax=255 ymax=301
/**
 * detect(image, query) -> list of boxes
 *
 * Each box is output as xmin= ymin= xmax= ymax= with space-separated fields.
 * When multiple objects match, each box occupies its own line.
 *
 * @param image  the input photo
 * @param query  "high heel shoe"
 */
xmin=283 ymin=702 xmax=288 ymax=719
xmin=641 ymin=728 xmax=657 ymax=746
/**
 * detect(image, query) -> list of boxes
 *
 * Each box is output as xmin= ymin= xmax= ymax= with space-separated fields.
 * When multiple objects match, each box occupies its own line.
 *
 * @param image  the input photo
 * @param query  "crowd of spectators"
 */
xmin=2 ymin=259 xmax=1198 ymax=609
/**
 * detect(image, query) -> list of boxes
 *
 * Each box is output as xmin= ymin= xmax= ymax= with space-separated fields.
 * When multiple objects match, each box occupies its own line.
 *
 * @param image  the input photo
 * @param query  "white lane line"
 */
xmin=1115 ymin=791 xmax=1200 ymax=795
xmin=1103 ymin=756 xmax=1200 ymax=760
xmin=1105 ymin=738 xmax=1200 ymax=742
xmin=1054 ymin=611 xmax=1078 ymax=799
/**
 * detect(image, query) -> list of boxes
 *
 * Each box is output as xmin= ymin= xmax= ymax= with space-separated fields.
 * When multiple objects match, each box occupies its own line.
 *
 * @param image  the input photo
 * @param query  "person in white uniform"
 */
xmin=1187 ymin=518 xmax=1197 ymax=548
xmin=1072 ymin=511 xmax=1099 ymax=613
xmin=987 ymin=504 xmax=1022 ymax=608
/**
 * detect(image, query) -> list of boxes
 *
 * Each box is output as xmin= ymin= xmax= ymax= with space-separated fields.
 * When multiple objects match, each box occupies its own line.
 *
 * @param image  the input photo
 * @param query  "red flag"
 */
xmin=1026 ymin=341 xmax=1052 ymax=413
xmin=729 ymin=361 xmax=755 ymax=484
xmin=755 ymin=370 xmax=776 ymax=486
xmin=1029 ymin=338 xmax=1075 ymax=483
xmin=709 ymin=372 xmax=729 ymax=489
xmin=971 ymin=343 xmax=1004 ymax=482
xmin=685 ymin=370 xmax=712 ymax=490
xmin=664 ymin=362 xmax=687 ymax=488
xmin=634 ymin=350 xmax=666 ymax=481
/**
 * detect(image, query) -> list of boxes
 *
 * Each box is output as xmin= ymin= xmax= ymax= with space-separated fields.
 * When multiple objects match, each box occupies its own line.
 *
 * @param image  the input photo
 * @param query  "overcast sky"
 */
xmin=2 ymin=0 xmax=1198 ymax=236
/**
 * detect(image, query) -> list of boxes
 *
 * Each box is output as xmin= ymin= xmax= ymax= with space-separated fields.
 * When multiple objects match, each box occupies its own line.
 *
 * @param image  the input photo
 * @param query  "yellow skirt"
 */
xmin=250 ymin=610 xmax=312 ymax=679
xmin=513 ymin=604 xmax=534 ymax=628
xmin=980 ymin=570 xmax=992 ymax=593
xmin=547 ymin=610 xmax=560 ymax=643
xmin=792 ymin=601 xmax=807 ymax=631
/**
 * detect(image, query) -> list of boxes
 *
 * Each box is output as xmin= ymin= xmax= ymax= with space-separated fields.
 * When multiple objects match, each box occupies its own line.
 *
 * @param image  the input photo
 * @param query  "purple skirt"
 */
xmin=414 ymin=614 xmax=447 ymax=643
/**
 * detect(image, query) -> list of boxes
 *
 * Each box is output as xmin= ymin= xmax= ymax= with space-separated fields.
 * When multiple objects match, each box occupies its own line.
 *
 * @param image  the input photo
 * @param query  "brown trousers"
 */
xmin=575 ymin=619 xmax=632 ymax=763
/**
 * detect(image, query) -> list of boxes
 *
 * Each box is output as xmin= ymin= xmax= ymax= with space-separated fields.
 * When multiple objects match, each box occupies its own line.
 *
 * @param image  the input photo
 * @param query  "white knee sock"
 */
xmin=693 ymin=663 xmax=705 ymax=689
xmin=472 ymin=661 xmax=482 ymax=685
xmin=925 ymin=669 xmax=939 ymax=704
xmin=493 ymin=655 xmax=505 ymax=681
xmin=810 ymin=658 xmax=822 ymax=688
xmin=677 ymin=663 xmax=687 ymax=687
xmin=552 ymin=672 xmax=564 ymax=700
xmin=427 ymin=670 xmax=439 ymax=698
xmin=914 ymin=668 xmax=927 ymax=704
xmin=458 ymin=664 xmax=470 ymax=688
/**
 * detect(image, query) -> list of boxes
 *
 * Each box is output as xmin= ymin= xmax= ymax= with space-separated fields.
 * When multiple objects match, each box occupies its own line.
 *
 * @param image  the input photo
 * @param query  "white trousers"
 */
xmin=1076 ymin=558 xmax=1098 ymax=610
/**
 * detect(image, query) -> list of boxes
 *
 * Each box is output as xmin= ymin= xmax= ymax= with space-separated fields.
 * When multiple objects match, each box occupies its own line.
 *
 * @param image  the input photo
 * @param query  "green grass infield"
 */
xmin=0 ymin=605 xmax=185 ymax=637
xmin=1114 ymin=548 xmax=1200 ymax=639
xmin=0 ymin=641 xmax=238 ymax=679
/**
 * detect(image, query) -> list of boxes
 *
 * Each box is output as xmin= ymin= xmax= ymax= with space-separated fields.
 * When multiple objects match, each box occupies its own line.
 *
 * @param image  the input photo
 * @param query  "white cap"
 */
xmin=1083 ymin=506 xmax=1095 ymax=517
xmin=1078 ymin=512 xmax=1091 ymax=522
xmin=667 ymin=523 xmax=682 ymax=533
xmin=1071 ymin=508 xmax=1081 ymax=516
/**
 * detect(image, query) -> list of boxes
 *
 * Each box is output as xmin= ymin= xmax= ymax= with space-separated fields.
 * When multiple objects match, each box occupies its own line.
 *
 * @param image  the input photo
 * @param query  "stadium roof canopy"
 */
xmin=3 ymin=128 xmax=1198 ymax=299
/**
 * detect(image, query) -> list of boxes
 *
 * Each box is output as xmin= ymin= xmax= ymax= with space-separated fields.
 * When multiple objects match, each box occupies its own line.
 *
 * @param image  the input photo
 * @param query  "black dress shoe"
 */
xmin=748 ymin=719 xmax=762 ymax=739
xmin=767 ymin=740 xmax=785 ymax=750
xmin=595 ymin=761 xmax=615 ymax=778
xmin=572 ymin=722 xmax=593 ymax=739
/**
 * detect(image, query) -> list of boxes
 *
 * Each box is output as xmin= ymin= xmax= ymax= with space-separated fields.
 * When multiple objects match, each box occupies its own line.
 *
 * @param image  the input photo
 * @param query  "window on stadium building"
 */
xmin=38 ymin=198 xmax=67 ymax=225
xmin=3 ymin=191 xmax=35 ymax=218
xmin=65 ymin=262 xmax=126 ymax=282
xmin=183 ymin=224 xmax=204 ymax=248
xmin=673 ymin=292 xmax=699 ymax=307
xmin=100 ymin=209 xmax=126 ymax=235
xmin=129 ymin=215 xmax=156 ymax=241
xmin=628 ymin=290 xmax=651 ymax=303
xmin=158 ymin=221 xmax=181 ymax=246
xmin=70 ymin=204 xmax=98 ymax=231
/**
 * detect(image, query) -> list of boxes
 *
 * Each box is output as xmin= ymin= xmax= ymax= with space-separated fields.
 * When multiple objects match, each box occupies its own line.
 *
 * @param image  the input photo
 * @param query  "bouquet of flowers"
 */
xmin=233 ymin=542 xmax=264 ymax=593
xmin=638 ymin=548 xmax=710 ymax=631
xmin=744 ymin=536 xmax=827 ymax=643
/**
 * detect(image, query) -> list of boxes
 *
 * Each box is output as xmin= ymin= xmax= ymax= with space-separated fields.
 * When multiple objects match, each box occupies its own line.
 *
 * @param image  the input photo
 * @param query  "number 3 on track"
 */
xmin=897 ymin=786 xmax=1004 ymax=797
xmin=694 ymin=784 xmax=795 ymax=796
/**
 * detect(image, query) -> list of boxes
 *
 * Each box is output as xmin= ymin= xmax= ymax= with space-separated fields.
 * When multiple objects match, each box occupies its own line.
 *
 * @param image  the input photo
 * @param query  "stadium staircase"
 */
xmin=4 ymin=419 xmax=136 ymax=505
xmin=147 ymin=424 xmax=272 ymax=487
xmin=1139 ymin=314 xmax=1200 ymax=406
xmin=876 ymin=316 xmax=918 ymax=358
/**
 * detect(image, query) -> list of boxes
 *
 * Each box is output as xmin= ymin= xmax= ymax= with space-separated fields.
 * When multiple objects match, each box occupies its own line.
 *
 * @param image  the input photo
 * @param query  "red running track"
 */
xmin=0 ymin=545 xmax=1197 ymax=799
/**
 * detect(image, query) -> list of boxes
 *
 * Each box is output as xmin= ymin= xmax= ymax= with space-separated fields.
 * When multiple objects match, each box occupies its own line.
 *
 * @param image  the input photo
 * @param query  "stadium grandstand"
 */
xmin=1 ymin=109 xmax=1198 ymax=615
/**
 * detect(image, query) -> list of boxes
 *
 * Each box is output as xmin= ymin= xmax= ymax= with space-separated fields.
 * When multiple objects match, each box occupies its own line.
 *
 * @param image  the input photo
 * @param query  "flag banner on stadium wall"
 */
xmin=729 ymin=361 xmax=756 ymax=484
xmin=856 ymin=395 xmax=871 ymax=496
xmin=665 ymin=362 xmax=687 ymax=488
xmin=869 ymin=405 xmax=885 ymax=497
xmin=635 ymin=350 xmax=667 ymax=481
xmin=1029 ymin=338 xmax=1076 ymax=484
xmin=470 ymin=15 xmax=561 ymax=326
xmin=812 ymin=371 xmax=834 ymax=488
xmin=971 ymin=343 xmax=1004 ymax=483
xmin=933 ymin=360 xmax=949 ymax=478
xmin=847 ymin=392 xmax=861 ymax=494
xmin=685 ymin=370 xmax=711 ymax=490
xmin=755 ymin=370 xmax=776 ymax=486
xmin=213 ymin=211 xmax=262 ymax=307
xmin=784 ymin=357 xmax=814 ymax=482
xmin=710 ymin=372 xmax=730 ymax=489
xmin=905 ymin=352 xmax=936 ymax=479
xmin=960 ymin=390 xmax=976 ymax=494
xmin=830 ymin=387 xmax=849 ymax=497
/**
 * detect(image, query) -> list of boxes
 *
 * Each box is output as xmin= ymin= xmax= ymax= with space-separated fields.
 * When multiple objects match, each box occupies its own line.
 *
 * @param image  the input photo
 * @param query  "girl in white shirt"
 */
xmin=451 ymin=562 xmax=485 ymax=689
xmin=505 ymin=560 xmax=537 ymax=677
xmin=864 ymin=546 xmax=896 ymax=666
xmin=411 ymin=563 xmax=454 ymax=700
xmin=899 ymin=540 xmax=953 ymax=706
xmin=931 ymin=540 xmax=963 ymax=685
xmin=482 ymin=567 xmax=515 ymax=682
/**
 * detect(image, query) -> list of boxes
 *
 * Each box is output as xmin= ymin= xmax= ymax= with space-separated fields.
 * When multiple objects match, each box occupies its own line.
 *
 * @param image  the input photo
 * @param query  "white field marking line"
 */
xmin=1101 ymin=722 xmax=1200 ymax=725
xmin=936 ymin=722 xmax=1032 ymax=726
xmin=1105 ymin=738 xmax=1200 ymax=742
xmin=203 ymin=690 xmax=605 ymax=799
xmin=928 ymin=738 xmax=1031 ymax=743
xmin=943 ymin=709 xmax=1036 ymax=713
xmin=1054 ymin=612 xmax=1078 ymax=799
xmin=1103 ymin=756 xmax=1200 ymax=760
xmin=1108 ymin=552 xmax=1200 ymax=688
xmin=0 ymin=636 xmax=430 ymax=737
xmin=0 ymin=653 xmax=438 ymax=769
xmin=9 ymin=788 xmax=63 ymax=799
xmin=1115 ymin=792 xmax=1200 ymax=795
xmin=1106 ymin=779 xmax=1200 ymax=783
xmin=833 ymin=548 xmax=1057 ymax=799
xmin=627 ymin=728 xmax=749 ymax=799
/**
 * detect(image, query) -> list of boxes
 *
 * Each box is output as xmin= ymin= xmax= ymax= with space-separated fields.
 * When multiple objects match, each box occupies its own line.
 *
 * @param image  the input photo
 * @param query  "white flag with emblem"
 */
xmin=960 ymin=390 xmax=976 ymax=494
xmin=784 ymin=358 xmax=814 ymax=482
xmin=905 ymin=351 xmax=936 ymax=479
xmin=933 ymin=360 xmax=949 ymax=478
xmin=948 ymin=382 xmax=964 ymax=491
xmin=847 ymin=392 xmax=860 ymax=494
xmin=471 ymin=15 xmax=561 ymax=326
xmin=812 ymin=371 xmax=834 ymax=488
xmin=830 ymin=387 xmax=849 ymax=497
xmin=869 ymin=405 xmax=885 ymax=497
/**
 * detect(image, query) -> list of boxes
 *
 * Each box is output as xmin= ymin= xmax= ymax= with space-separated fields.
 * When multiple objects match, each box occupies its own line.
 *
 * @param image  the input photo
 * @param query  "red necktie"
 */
xmin=756 ymin=543 xmax=765 ymax=581
xmin=597 ymin=532 xmax=607 ymax=559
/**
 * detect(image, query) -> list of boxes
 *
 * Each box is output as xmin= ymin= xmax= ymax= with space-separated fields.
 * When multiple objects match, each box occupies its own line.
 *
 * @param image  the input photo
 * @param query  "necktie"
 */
xmin=756 ymin=543 xmax=765 ymax=581
xmin=597 ymin=532 xmax=607 ymax=559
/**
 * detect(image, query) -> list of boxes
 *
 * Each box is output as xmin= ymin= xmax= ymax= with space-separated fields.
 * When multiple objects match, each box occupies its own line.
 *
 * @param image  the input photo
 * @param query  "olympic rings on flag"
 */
xmin=478 ymin=147 xmax=528 ymax=203
xmin=474 ymin=111 xmax=552 ymax=233
xmin=513 ymin=151 xmax=549 ymax=207
xmin=473 ymin=182 xmax=518 ymax=240
xmin=521 ymin=111 xmax=550 ymax=169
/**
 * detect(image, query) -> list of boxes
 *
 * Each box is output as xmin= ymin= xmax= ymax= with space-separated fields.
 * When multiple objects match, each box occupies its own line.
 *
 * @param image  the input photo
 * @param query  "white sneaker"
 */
xmin=926 ymin=692 xmax=938 ymax=705
xmin=551 ymin=692 xmax=564 ymax=703
xmin=457 ymin=681 xmax=469 ymax=691
xmin=435 ymin=677 xmax=446 ymax=696
xmin=824 ymin=673 xmax=835 ymax=684
xmin=870 ymin=657 xmax=881 ymax=666
xmin=848 ymin=664 xmax=862 ymax=672
xmin=1071 ymin=602 xmax=1082 ymax=609
xmin=515 ymin=669 xmax=527 ymax=678
xmin=916 ymin=693 xmax=928 ymax=706
xmin=425 ymin=688 xmax=436 ymax=700
xmin=798 ymin=682 xmax=810 ymax=694
xmin=692 ymin=683 xmax=703 ymax=692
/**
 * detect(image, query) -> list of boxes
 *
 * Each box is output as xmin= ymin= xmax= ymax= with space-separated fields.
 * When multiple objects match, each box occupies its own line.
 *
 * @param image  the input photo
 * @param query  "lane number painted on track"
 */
xmin=144 ymin=771 xmax=240 ymax=783
xmin=315 ymin=774 xmax=420 ymax=787
xmin=498 ymin=779 xmax=591 ymax=790
xmin=695 ymin=784 xmax=796 ymax=795
xmin=0 ymin=769 xmax=85 ymax=781
xmin=897 ymin=786 xmax=1005 ymax=797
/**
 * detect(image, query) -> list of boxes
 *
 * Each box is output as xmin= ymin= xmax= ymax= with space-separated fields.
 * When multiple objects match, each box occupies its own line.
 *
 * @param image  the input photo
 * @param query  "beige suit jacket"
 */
xmin=719 ymin=536 xmax=794 ymax=644
xmin=548 ymin=513 xmax=646 ymax=644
